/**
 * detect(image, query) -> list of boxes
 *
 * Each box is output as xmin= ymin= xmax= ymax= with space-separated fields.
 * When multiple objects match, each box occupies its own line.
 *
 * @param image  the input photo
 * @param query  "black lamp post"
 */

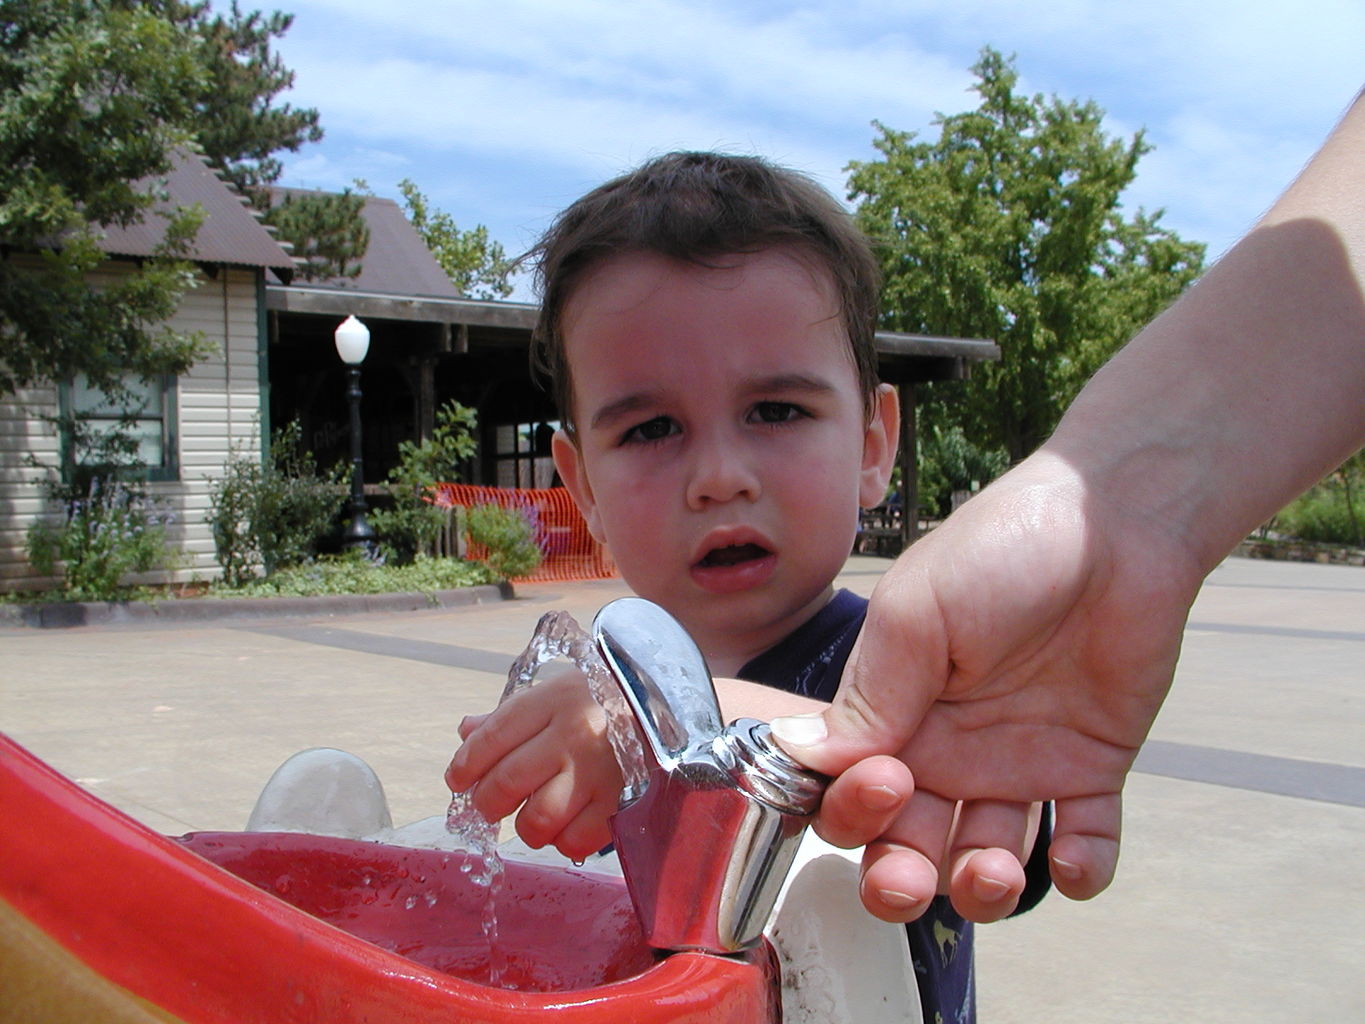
xmin=334 ymin=315 xmax=377 ymax=553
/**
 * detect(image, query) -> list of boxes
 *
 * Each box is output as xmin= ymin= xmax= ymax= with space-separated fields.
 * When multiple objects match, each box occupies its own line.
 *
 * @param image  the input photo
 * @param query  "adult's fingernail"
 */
xmin=1051 ymin=856 xmax=1084 ymax=881
xmin=875 ymin=888 xmax=924 ymax=911
xmin=858 ymin=784 xmax=903 ymax=812
xmin=972 ymin=874 xmax=1012 ymax=902
xmin=770 ymin=713 xmax=827 ymax=748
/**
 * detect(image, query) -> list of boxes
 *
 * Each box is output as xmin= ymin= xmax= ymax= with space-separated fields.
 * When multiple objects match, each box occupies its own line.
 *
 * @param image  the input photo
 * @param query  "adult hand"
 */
xmin=773 ymin=451 xmax=1205 ymax=923
xmin=775 ymin=91 xmax=1365 ymax=923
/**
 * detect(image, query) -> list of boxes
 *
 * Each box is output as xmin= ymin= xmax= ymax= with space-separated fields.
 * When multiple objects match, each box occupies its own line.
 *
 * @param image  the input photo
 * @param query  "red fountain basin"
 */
xmin=174 ymin=830 xmax=655 ymax=992
xmin=0 ymin=733 xmax=778 ymax=1023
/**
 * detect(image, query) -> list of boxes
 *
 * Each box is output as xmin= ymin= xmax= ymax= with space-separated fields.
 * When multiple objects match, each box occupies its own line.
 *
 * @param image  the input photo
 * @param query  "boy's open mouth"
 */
xmin=697 ymin=543 xmax=771 ymax=568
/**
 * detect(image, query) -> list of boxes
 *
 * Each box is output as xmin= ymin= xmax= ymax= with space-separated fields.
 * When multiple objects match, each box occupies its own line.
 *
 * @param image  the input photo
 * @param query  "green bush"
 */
xmin=466 ymin=503 xmax=542 ymax=580
xmin=370 ymin=400 xmax=478 ymax=564
xmin=207 ymin=422 xmax=347 ymax=586
xmin=27 ymin=479 xmax=176 ymax=601
xmin=207 ymin=450 xmax=261 ymax=588
xmin=209 ymin=549 xmax=492 ymax=598
xmin=1275 ymin=453 xmax=1364 ymax=547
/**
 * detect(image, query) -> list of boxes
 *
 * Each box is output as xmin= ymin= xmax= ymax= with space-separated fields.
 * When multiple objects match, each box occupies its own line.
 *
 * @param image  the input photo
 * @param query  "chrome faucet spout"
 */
xmin=592 ymin=598 xmax=827 ymax=954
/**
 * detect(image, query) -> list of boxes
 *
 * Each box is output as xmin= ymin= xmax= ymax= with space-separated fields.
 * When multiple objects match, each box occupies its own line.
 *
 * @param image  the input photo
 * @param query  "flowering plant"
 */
xmin=27 ymin=478 xmax=176 ymax=601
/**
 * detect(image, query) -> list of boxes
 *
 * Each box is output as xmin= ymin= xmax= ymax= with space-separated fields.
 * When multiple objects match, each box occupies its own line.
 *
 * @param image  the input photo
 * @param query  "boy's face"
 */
xmin=552 ymin=248 xmax=898 ymax=672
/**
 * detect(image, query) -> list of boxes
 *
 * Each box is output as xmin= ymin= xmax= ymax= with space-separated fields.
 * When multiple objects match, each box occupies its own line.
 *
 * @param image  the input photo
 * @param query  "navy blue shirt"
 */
xmin=738 ymin=589 xmax=1052 ymax=1024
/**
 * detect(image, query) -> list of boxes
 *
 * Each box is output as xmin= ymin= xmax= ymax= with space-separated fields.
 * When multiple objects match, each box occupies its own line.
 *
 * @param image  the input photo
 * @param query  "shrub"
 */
xmin=207 ymin=422 xmax=347 ymax=586
xmin=466 ymin=503 xmax=542 ymax=580
xmin=369 ymin=400 xmax=478 ymax=564
xmin=209 ymin=549 xmax=492 ymax=598
xmin=24 ymin=403 xmax=177 ymax=601
xmin=26 ymin=478 xmax=176 ymax=601
xmin=206 ymin=449 xmax=262 ymax=588
xmin=1275 ymin=454 xmax=1364 ymax=547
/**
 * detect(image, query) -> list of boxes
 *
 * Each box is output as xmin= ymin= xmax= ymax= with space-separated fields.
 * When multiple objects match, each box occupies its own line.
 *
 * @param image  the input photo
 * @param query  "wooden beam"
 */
xmin=898 ymin=382 xmax=919 ymax=550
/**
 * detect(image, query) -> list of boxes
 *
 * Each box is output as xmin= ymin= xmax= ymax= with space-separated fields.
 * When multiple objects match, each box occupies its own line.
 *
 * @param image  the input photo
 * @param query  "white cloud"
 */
xmin=269 ymin=0 xmax=1362 ymax=266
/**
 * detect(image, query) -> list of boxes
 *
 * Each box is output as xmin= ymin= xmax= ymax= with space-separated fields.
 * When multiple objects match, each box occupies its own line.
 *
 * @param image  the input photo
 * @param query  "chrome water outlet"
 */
xmin=592 ymin=597 xmax=827 ymax=954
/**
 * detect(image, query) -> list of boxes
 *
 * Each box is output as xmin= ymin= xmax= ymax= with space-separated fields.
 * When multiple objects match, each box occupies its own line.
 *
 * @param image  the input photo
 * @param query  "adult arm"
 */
xmin=772 ymin=88 xmax=1365 ymax=923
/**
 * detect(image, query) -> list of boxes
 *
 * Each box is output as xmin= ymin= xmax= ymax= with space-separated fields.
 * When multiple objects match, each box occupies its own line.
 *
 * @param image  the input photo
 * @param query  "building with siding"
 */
xmin=1 ymin=156 xmax=1000 ymax=593
xmin=0 ymin=151 xmax=296 ymax=593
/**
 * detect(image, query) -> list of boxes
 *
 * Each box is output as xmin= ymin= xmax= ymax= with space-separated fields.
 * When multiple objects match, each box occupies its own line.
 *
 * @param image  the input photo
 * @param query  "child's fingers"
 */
xmin=551 ymin=797 xmax=618 ymax=863
xmin=513 ymin=767 xmax=589 ymax=849
xmin=946 ymin=848 xmax=1026 ymax=923
xmin=445 ymin=715 xmax=493 ymax=789
xmin=467 ymin=737 xmax=564 ymax=823
xmin=514 ymin=751 xmax=623 ymax=851
xmin=457 ymin=713 xmax=489 ymax=741
xmin=859 ymin=841 xmax=939 ymax=923
xmin=446 ymin=697 xmax=555 ymax=791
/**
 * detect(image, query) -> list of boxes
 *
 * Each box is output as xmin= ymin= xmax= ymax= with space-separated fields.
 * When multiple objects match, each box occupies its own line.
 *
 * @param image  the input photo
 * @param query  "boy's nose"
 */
xmin=685 ymin=439 xmax=761 ymax=509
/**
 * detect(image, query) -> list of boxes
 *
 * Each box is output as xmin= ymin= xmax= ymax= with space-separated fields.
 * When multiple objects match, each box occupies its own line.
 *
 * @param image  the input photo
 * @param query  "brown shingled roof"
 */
xmin=96 ymin=149 xmax=296 ymax=280
xmin=266 ymin=189 xmax=460 ymax=300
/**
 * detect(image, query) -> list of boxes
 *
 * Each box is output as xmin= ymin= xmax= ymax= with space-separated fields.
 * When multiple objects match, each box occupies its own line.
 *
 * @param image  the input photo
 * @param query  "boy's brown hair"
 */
xmin=527 ymin=151 xmax=882 ymax=434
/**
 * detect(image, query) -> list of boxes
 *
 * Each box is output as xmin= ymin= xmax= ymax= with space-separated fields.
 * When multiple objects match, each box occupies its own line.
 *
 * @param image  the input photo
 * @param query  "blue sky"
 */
xmin=264 ymin=0 xmax=1363 ymax=298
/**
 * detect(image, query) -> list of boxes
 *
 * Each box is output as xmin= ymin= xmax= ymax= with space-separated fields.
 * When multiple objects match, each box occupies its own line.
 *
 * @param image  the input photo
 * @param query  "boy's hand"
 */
xmin=444 ymin=666 xmax=624 ymax=861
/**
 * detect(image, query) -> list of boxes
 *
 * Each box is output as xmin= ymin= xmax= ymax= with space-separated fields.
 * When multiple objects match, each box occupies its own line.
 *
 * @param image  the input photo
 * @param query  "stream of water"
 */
xmin=444 ymin=610 xmax=645 ymax=988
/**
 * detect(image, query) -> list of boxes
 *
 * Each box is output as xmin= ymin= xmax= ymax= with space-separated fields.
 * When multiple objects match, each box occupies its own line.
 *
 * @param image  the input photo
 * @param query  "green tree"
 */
xmin=0 ymin=0 xmax=358 ymax=398
xmin=849 ymin=48 xmax=1205 ymax=461
xmin=265 ymin=186 xmax=370 ymax=281
xmin=169 ymin=0 xmax=323 ymax=197
xmin=0 ymin=0 xmax=212 ymax=396
xmin=916 ymin=424 xmax=1009 ymax=519
xmin=160 ymin=1 xmax=368 ymax=281
xmin=398 ymin=178 xmax=514 ymax=299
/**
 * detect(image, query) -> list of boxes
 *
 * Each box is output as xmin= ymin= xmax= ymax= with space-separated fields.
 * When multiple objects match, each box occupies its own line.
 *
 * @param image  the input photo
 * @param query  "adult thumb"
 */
xmin=771 ymin=574 xmax=947 ymax=774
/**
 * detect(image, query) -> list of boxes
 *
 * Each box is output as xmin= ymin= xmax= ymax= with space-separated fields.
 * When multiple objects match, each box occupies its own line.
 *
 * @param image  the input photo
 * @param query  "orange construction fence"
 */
xmin=429 ymin=483 xmax=617 ymax=583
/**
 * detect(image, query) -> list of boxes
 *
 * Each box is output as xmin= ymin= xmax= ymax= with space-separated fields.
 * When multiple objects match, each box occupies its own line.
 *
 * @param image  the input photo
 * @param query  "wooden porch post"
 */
xmin=898 ymin=382 xmax=919 ymax=550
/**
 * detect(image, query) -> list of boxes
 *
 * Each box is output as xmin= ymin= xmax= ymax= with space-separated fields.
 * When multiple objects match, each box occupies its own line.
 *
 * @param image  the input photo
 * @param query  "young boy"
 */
xmin=445 ymin=151 xmax=1049 ymax=1023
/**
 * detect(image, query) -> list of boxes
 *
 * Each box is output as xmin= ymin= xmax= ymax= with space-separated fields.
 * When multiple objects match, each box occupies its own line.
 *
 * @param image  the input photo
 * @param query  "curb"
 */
xmin=1234 ymin=539 xmax=1365 ymax=568
xmin=0 ymin=581 xmax=516 ymax=630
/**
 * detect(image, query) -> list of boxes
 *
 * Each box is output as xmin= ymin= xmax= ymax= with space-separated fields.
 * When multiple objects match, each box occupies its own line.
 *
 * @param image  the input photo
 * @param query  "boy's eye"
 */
xmin=751 ymin=402 xmax=806 ymax=424
xmin=621 ymin=416 xmax=679 ymax=444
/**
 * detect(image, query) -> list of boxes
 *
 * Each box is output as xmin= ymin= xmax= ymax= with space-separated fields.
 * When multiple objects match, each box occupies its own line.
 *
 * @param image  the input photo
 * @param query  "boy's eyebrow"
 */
xmin=588 ymin=373 xmax=839 ymax=431
xmin=743 ymin=372 xmax=840 ymax=398
xmin=589 ymin=390 xmax=667 ymax=431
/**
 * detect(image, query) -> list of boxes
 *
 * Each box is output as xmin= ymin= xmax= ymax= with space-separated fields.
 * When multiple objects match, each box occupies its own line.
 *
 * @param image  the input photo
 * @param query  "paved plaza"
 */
xmin=1 ymin=554 xmax=1362 ymax=1022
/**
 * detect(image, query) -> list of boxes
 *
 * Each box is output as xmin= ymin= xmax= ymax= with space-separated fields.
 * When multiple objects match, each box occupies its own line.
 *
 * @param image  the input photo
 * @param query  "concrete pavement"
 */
xmin=2 ymin=554 xmax=1362 ymax=1022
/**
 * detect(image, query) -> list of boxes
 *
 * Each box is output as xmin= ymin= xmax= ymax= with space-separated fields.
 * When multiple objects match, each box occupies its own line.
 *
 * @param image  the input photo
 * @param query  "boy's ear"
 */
xmin=859 ymin=384 xmax=900 ymax=508
xmin=551 ymin=429 xmax=608 ymax=544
